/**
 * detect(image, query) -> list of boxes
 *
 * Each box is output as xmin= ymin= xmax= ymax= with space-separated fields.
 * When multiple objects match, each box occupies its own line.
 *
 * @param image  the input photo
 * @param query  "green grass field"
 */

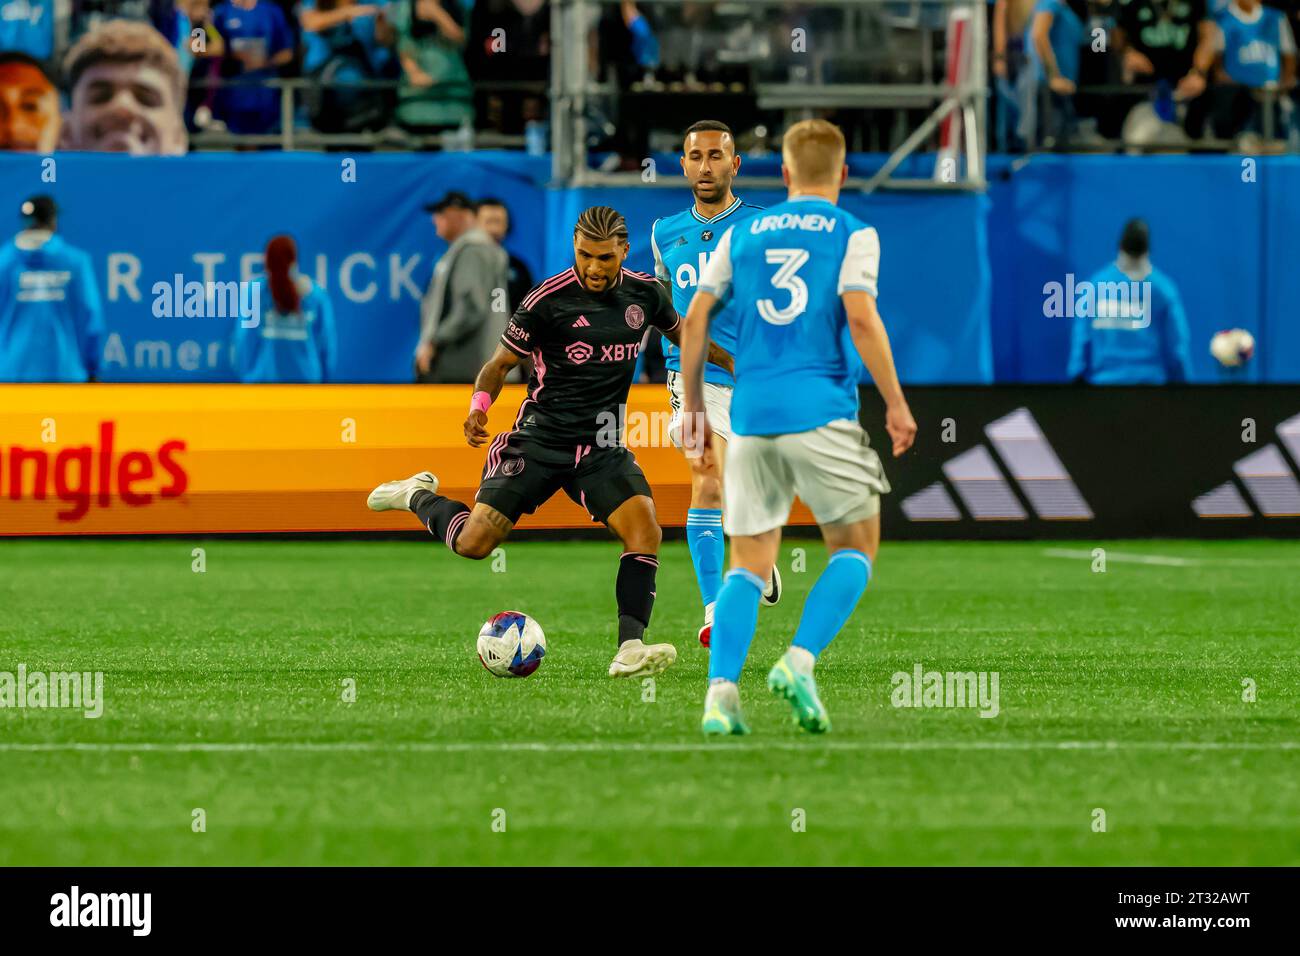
xmin=1 ymin=536 xmax=1297 ymax=866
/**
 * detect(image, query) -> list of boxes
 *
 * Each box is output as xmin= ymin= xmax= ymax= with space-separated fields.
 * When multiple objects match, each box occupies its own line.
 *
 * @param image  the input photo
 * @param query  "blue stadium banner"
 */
xmin=0 ymin=152 xmax=550 ymax=383
xmin=0 ymin=151 xmax=991 ymax=385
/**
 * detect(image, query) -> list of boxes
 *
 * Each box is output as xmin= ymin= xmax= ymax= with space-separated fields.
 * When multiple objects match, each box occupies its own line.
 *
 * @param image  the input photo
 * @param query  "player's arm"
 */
xmin=839 ymin=226 xmax=915 ymax=458
xmin=465 ymin=302 xmax=535 ymax=447
xmin=464 ymin=344 xmax=521 ymax=447
xmin=659 ymin=321 xmax=733 ymax=376
xmin=679 ymin=292 xmax=726 ymax=404
xmin=844 ymin=293 xmax=915 ymax=457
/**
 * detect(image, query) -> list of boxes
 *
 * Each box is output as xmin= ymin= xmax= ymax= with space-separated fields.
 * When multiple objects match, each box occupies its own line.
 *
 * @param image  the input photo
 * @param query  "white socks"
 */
xmin=786 ymin=646 xmax=816 ymax=676
xmin=706 ymin=678 xmax=739 ymax=707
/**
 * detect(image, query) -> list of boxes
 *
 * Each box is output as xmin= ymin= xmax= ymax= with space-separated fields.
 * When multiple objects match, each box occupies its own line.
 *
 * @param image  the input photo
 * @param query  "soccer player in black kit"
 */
xmin=368 ymin=206 xmax=735 ymax=678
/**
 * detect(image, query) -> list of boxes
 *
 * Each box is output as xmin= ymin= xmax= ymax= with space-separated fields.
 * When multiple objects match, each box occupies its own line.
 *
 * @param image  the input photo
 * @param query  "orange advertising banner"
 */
xmin=0 ymin=385 xmax=813 ymax=535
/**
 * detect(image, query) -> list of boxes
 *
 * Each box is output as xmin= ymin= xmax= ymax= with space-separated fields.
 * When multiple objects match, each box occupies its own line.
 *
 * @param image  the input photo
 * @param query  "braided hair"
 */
xmin=573 ymin=206 xmax=628 ymax=244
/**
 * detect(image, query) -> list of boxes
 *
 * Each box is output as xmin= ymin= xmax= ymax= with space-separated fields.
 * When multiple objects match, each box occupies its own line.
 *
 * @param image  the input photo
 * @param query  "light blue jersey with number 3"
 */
xmin=697 ymin=196 xmax=880 ymax=437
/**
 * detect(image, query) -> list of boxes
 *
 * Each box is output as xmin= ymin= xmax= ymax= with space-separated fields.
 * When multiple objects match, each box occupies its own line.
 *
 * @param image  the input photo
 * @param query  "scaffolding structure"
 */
xmin=550 ymin=0 xmax=988 ymax=191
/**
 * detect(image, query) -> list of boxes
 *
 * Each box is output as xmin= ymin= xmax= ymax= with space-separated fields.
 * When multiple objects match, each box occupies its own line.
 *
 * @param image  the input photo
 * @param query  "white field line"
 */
xmin=1039 ymin=548 xmax=1299 ymax=568
xmin=0 ymin=740 xmax=1296 ymax=755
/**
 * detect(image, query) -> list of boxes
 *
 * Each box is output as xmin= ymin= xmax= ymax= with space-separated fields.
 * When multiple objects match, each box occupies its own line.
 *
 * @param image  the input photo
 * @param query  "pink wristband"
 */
xmin=470 ymin=391 xmax=492 ymax=414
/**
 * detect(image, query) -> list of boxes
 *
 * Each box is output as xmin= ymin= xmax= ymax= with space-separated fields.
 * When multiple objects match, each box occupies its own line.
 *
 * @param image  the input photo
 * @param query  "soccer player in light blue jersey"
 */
xmin=650 ymin=120 xmax=781 ymax=650
xmin=678 ymin=119 xmax=918 ymax=736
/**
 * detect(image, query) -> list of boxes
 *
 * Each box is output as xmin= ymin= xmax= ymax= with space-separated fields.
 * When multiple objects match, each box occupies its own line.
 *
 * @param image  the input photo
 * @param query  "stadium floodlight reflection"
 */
xmin=550 ymin=0 xmax=988 ymax=192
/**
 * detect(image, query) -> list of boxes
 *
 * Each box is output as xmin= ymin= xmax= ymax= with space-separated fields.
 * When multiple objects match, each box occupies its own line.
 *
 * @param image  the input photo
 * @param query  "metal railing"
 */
xmin=183 ymin=77 xmax=546 ymax=152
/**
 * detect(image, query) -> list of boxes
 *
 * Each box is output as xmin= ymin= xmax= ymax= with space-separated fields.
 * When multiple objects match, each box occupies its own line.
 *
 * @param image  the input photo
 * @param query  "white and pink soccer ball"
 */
xmin=1210 ymin=329 xmax=1255 ymax=368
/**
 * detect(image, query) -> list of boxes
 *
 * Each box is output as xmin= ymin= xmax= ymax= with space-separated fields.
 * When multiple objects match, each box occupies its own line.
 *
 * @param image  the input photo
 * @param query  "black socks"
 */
xmin=410 ymin=489 xmax=471 ymax=553
xmin=616 ymin=552 xmax=658 ymax=645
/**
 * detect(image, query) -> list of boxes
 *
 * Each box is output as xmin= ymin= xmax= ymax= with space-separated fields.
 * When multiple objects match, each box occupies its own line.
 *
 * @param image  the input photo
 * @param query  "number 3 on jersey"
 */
xmin=758 ymin=248 xmax=810 ymax=325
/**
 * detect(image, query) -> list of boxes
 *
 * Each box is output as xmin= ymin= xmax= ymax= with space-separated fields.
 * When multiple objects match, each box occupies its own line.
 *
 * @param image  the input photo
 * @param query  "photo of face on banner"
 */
xmin=59 ymin=20 xmax=188 ymax=155
xmin=0 ymin=52 xmax=60 ymax=152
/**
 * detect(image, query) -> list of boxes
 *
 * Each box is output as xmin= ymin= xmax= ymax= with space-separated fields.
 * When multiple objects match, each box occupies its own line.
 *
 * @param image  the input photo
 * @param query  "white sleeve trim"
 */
xmin=838 ymin=226 xmax=880 ymax=298
xmin=650 ymin=219 xmax=669 ymax=282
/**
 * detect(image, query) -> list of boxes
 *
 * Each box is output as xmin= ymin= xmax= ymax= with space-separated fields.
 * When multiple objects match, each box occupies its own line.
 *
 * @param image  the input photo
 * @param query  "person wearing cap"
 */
xmin=0 ymin=196 xmax=105 ymax=383
xmin=415 ymin=190 xmax=509 ymax=384
xmin=0 ymin=52 xmax=61 ymax=152
xmin=1067 ymin=218 xmax=1193 ymax=386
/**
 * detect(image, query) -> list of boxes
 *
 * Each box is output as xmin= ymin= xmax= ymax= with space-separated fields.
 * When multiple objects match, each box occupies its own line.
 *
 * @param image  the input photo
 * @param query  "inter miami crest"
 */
xmin=701 ymin=230 xmax=713 ymax=241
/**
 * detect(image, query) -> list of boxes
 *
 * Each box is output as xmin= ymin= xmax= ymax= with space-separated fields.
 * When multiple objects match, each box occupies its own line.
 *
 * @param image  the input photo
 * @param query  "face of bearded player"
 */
xmin=62 ymin=61 xmax=187 ymax=155
xmin=572 ymin=233 xmax=629 ymax=294
xmin=680 ymin=129 xmax=740 ymax=206
xmin=0 ymin=61 xmax=61 ymax=153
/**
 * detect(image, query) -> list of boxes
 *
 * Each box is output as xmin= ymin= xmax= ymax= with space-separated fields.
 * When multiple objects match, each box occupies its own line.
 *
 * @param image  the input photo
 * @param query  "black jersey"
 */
xmin=499 ymin=267 xmax=679 ymax=444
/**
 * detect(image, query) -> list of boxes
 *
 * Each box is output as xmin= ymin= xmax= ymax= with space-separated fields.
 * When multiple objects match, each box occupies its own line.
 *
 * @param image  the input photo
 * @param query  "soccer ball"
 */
xmin=476 ymin=611 xmax=547 ymax=678
xmin=1210 ymin=328 xmax=1255 ymax=368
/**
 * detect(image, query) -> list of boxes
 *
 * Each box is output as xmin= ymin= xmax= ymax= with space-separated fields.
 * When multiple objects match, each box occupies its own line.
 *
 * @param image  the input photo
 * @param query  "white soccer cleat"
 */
xmin=761 ymin=564 xmax=783 ymax=607
xmin=608 ymin=639 xmax=678 ymax=678
xmin=367 ymin=471 xmax=439 ymax=512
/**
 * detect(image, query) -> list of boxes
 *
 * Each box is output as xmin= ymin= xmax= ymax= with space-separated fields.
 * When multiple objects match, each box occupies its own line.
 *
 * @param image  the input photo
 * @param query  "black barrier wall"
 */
xmin=856 ymin=387 xmax=1300 ymax=539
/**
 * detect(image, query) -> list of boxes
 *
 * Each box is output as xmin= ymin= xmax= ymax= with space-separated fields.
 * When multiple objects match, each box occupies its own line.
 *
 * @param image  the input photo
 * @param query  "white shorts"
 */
xmin=723 ymin=418 xmax=891 ymax=537
xmin=666 ymin=370 xmax=732 ymax=447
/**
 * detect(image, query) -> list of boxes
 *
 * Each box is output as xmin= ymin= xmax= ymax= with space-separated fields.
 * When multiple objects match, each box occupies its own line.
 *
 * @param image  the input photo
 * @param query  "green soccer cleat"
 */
xmin=701 ymin=683 xmax=751 ymax=737
xmin=768 ymin=652 xmax=830 ymax=734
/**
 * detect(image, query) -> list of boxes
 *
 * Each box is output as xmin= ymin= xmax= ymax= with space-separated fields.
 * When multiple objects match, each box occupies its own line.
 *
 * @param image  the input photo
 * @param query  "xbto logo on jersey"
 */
xmin=564 ymin=340 xmax=641 ymax=364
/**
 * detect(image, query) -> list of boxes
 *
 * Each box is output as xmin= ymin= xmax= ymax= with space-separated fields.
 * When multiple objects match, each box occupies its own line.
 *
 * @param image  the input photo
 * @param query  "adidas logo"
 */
xmin=902 ymin=408 xmax=1092 ymax=522
xmin=1193 ymin=412 xmax=1300 ymax=518
xmin=572 ymin=316 xmax=591 ymax=328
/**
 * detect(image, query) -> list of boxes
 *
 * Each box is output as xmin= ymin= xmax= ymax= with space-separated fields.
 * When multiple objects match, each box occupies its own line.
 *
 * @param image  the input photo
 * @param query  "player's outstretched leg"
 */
xmin=768 ymin=519 xmax=877 ymax=734
xmin=368 ymin=472 xmax=508 ymax=559
xmin=368 ymin=471 xmax=439 ymax=513
xmin=604 ymin=496 xmax=678 ymax=678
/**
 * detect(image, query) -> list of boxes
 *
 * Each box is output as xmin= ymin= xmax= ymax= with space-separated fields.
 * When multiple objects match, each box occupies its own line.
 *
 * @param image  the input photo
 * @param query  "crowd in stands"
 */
xmin=0 ymin=0 xmax=1297 ymax=153
xmin=0 ymin=0 xmax=556 ymax=147
xmin=1000 ymin=0 xmax=1298 ymax=149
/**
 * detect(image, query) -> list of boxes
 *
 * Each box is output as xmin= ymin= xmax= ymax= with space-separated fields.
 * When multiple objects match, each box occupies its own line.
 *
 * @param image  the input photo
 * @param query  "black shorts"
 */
xmin=476 ymin=429 xmax=653 ymax=525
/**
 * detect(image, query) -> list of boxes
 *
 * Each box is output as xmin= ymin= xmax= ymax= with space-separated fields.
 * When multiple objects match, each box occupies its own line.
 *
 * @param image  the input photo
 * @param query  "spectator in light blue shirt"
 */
xmin=1208 ymin=0 xmax=1297 ymax=139
xmin=1068 ymin=219 xmax=1193 ymax=386
xmin=0 ymin=196 xmax=105 ymax=383
xmin=233 ymin=235 xmax=337 ymax=383
xmin=212 ymin=0 xmax=295 ymax=134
